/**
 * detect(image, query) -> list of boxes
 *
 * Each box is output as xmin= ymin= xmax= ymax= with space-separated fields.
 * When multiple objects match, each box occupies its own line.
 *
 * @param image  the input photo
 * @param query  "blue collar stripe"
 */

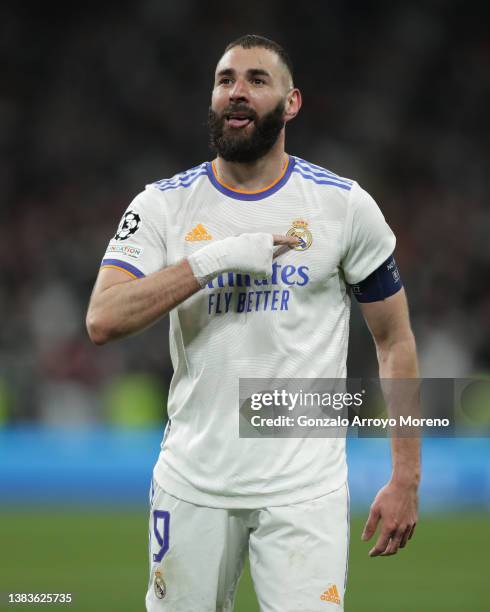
xmin=206 ymin=156 xmax=295 ymax=201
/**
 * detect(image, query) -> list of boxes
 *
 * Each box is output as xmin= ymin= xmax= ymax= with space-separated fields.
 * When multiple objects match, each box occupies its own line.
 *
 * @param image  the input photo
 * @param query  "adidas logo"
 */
xmin=185 ymin=224 xmax=213 ymax=241
xmin=320 ymin=584 xmax=341 ymax=605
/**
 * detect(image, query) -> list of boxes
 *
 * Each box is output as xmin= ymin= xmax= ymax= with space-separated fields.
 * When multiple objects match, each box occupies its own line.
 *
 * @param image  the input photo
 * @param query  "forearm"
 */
xmin=376 ymin=332 xmax=418 ymax=379
xmin=87 ymin=232 xmax=297 ymax=346
xmin=389 ymin=437 xmax=420 ymax=489
xmin=377 ymin=333 xmax=421 ymax=486
xmin=87 ymin=259 xmax=200 ymax=344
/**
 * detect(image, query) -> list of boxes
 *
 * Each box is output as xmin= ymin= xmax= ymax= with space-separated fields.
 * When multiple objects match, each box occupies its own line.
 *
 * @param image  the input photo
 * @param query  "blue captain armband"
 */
xmin=350 ymin=253 xmax=403 ymax=303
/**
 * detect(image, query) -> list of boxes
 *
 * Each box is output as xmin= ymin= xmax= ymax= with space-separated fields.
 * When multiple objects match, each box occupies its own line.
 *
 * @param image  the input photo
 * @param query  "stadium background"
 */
xmin=1 ymin=1 xmax=489 ymax=610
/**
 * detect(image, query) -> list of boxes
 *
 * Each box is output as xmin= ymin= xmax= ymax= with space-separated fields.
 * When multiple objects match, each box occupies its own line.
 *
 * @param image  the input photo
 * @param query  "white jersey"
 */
xmin=101 ymin=155 xmax=396 ymax=508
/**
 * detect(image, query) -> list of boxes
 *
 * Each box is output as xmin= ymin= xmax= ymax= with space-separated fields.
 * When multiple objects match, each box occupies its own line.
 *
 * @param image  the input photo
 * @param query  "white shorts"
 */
xmin=146 ymin=480 xmax=350 ymax=612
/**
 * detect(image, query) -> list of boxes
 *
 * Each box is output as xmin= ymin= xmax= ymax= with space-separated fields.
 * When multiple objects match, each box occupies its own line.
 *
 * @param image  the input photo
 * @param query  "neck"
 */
xmin=214 ymin=135 xmax=288 ymax=192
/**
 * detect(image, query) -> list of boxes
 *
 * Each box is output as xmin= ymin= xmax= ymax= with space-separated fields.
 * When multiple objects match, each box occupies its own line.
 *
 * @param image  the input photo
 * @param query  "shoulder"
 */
xmin=125 ymin=162 xmax=208 ymax=222
xmin=291 ymin=157 xmax=385 ymax=216
xmin=291 ymin=156 xmax=355 ymax=193
xmin=147 ymin=162 xmax=208 ymax=193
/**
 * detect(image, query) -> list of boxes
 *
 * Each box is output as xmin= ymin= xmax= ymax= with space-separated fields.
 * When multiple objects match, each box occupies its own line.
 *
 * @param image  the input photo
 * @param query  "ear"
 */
xmin=284 ymin=88 xmax=302 ymax=123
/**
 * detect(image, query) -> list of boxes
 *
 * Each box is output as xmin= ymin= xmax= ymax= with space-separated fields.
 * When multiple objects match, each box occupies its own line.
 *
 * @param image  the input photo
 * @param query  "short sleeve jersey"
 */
xmin=101 ymin=156 xmax=396 ymax=508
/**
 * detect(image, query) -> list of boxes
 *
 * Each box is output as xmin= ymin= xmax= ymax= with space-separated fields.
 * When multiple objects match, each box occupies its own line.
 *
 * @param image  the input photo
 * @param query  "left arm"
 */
xmin=359 ymin=288 xmax=420 ymax=556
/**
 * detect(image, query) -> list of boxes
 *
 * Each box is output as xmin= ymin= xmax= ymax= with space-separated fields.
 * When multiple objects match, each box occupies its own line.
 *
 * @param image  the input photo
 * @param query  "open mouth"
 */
xmin=225 ymin=114 xmax=254 ymax=129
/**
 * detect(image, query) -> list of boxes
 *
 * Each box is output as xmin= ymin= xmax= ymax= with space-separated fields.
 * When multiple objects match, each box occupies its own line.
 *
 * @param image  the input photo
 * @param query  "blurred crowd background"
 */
xmin=2 ymin=0 xmax=489 ymax=426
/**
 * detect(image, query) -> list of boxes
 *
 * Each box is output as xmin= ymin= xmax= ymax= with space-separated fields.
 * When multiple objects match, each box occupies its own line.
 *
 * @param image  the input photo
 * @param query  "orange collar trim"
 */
xmin=211 ymin=157 xmax=290 ymax=195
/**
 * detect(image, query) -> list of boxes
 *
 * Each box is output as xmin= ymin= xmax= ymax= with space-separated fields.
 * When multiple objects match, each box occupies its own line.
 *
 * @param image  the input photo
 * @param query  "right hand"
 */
xmin=272 ymin=233 xmax=300 ymax=259
xmin=219 ymin=232 xmax=299 ymax=275
xmin=273 ymin=234 xmax=300 ymax=247
xmin=187 ymin=232 xmax=299 ymax=286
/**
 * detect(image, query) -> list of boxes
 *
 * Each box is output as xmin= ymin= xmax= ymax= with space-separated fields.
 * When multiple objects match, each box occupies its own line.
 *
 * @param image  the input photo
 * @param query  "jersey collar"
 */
xmin=206 ymin=155 xmax=295 ymax=201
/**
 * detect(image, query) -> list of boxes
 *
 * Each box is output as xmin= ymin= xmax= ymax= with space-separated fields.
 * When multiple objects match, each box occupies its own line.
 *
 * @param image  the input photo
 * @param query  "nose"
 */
xmin=229 ymin=77 xmax=249 ymax=102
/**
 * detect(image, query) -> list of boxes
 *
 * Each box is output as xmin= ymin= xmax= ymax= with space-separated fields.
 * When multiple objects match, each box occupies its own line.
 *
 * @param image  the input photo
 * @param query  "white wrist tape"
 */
xmin=187 ymin=233 xmax=274 ymax=287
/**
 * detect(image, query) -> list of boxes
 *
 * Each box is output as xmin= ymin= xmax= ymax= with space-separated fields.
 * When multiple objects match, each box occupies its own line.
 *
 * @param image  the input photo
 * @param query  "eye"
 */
xmin=219 ymin=77 xmax=232 ymax=85
xmin=252 ymin=78 xmax=265 ymax=85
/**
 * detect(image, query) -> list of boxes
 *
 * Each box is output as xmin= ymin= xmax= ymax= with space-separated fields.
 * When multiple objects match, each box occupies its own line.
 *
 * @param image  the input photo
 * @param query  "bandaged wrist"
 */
xmin=187 ymin=233 xmax=274 ymax=288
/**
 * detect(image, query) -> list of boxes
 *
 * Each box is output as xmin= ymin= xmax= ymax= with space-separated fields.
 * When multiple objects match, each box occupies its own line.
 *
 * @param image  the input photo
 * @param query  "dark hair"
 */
xmin=224 ymin=34 xmax=294 ymax=84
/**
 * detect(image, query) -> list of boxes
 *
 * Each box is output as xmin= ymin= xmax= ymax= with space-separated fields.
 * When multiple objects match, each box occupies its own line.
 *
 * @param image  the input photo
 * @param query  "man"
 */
xmin=87 ymin=35 xmax=419 ymax=611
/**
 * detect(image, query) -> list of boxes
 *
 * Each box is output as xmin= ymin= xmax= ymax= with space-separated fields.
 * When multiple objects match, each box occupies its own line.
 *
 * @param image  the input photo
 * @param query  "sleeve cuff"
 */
xmin=100 ymin=258 xmax=145 ymax=279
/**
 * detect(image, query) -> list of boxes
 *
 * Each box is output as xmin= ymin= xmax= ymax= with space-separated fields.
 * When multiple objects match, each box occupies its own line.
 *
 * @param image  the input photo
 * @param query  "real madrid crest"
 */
xmin=286 ymin=219 xmax=312 ymax=251
xmin=154 ymin=569 xmax=167 ymax=600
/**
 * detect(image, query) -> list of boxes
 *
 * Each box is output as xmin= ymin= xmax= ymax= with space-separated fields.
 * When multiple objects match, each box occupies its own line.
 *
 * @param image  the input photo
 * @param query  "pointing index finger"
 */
xmin=273 ymin=234 xmax=300 ymax=247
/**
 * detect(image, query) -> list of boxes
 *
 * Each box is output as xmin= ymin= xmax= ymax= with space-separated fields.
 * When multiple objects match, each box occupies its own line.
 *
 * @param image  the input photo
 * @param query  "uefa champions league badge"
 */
xmin=154 ymin=569 xmax=166 ymax=600
xmin=114 ymin=210 xmax=141 ymax=241
xmin=286 ymin=219 xmax=312 ymax=251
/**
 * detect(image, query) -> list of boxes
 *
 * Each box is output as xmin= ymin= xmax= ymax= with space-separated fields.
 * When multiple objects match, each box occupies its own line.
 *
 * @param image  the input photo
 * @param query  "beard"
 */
xmin=208 ymin=99 xmax=286 ymax=163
